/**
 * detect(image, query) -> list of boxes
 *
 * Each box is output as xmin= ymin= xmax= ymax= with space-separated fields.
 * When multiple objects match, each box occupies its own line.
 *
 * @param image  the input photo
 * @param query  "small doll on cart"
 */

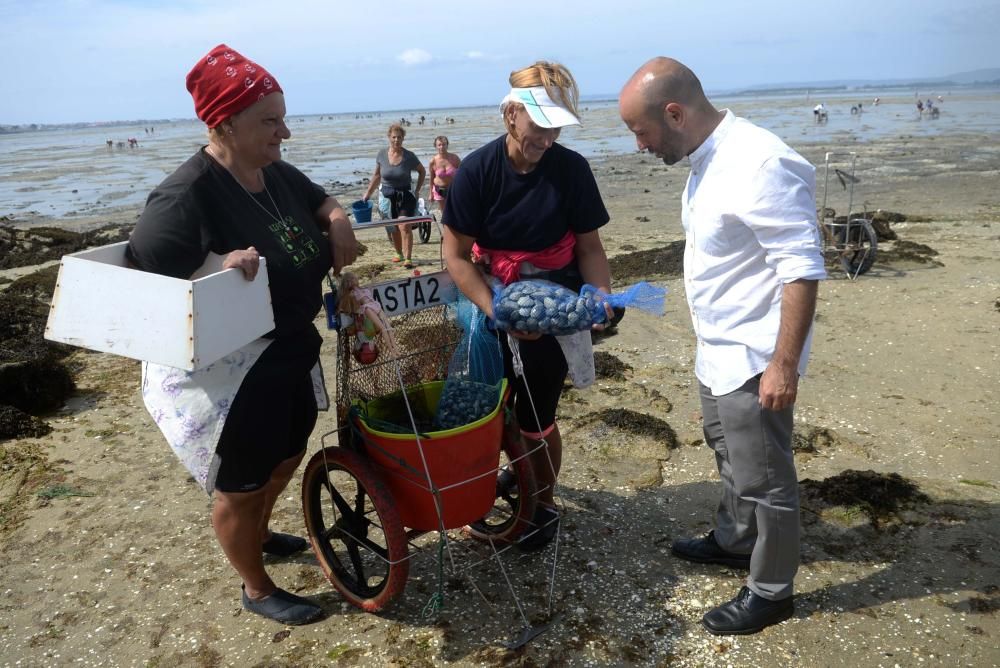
xmin=337 ymin=272 xmax=398 ymax=365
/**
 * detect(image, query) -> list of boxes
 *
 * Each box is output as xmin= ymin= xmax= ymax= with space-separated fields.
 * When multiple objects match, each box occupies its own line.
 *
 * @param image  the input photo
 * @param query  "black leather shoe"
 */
xmin=671 ymin=531 xmax=751 ymax=569
xmin=702 ymin=586 xmax=794 ymax=635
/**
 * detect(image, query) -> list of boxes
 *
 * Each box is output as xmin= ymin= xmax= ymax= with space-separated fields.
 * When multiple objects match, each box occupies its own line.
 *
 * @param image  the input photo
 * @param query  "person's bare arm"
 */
xmin=759 ymin=278 xmax=819 ymax=410
xmin=575 ymin=229 xmax=616 ymax=327
xmin=414 ymin=162 xmax=426 ymax=201
xmin=574 ymin=230 xmax=611 ymax=293
xmin=362 ymin=162 xmax=381 ymax=201
xmin=441 ymin=225 xmax=493 ymax=315
xmin=314 ymin=197 xmax=359 ymax=275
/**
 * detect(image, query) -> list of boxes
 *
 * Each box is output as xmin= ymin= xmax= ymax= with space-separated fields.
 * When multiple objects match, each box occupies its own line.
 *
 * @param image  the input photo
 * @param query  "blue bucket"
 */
xmin=351 ymin=199 xmax=373 ymax=223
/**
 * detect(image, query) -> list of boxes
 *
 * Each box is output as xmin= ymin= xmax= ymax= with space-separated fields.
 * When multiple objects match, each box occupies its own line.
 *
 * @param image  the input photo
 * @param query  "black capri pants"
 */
xmin=214 ymin=328 xmax=322 ymax=493
xmin=500 ymin=332 xmax=568 ymax=438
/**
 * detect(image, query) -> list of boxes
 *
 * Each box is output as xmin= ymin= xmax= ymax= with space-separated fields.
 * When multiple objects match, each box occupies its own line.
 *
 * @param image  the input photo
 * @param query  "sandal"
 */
xmin=403 ymin=258 xmax=415 ymax=269
xmin=241 ymin=585 xmax=323 ymax=625
xmin=391 ymin=253 xmax=403 ymax=263
xmin=262 ymin=532 xmax=308 ymax=557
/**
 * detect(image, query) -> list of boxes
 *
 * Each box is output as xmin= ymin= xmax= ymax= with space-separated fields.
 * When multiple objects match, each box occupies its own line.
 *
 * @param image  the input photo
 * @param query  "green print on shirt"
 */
xmin=269 ymin=217 xmax=320 ymax=267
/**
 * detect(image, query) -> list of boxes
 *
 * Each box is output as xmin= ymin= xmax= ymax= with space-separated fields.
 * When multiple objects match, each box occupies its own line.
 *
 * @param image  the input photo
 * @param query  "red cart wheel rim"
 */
xmin=302 ymin=448 xmax=409 ymax=611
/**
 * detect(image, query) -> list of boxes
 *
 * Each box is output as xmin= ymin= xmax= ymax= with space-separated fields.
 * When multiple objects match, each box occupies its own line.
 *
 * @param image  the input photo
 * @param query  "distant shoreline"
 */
xmin=5 ymin=79 xmax=998 ymax=135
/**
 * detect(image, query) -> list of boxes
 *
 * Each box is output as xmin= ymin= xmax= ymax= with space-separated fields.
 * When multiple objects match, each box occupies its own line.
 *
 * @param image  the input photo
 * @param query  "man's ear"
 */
xmin=663 ymin=102 xmax=683 ymax=126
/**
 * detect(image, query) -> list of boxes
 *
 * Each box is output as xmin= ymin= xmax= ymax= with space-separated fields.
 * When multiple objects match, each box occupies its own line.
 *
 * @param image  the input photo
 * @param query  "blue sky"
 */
xmin=3 ymin=0 xmax=998 ymax=124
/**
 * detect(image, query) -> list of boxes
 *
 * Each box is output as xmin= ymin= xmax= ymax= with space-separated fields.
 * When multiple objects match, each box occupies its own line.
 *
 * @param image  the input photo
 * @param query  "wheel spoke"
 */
xmin=345 ymin=542 xmax=369 ymax=588
xmin=324 ymin=473 xmax=356 ymax=519
xmin=353 ymin=487 xmax=367 ymax=517
xmin=353 ymin=534 xmax=390 ymax=561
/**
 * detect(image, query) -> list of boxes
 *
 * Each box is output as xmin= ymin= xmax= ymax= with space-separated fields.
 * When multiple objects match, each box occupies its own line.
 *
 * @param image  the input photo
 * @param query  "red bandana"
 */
xmin=185 ymin=44 xmax=282 ymax=129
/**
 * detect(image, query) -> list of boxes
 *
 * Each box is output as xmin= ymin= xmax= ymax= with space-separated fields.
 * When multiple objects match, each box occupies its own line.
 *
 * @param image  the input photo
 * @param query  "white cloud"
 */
xmin=397 ymin=48 xmax=433 ymax=67
xmin=466 ymin=50 xmax=485 ymax=59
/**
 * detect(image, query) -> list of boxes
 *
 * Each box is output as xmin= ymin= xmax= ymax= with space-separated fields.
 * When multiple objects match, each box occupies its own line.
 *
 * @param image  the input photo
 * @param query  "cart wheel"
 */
xmin=302 ymin=447 xmax=409 ymax=612
xmin=418 ymin=219 xmax=432 ymax=244
xmin=837 ymin=220 xmax=878 ymax=277
xmin=466 ymin=419 xmax=538 ymax=544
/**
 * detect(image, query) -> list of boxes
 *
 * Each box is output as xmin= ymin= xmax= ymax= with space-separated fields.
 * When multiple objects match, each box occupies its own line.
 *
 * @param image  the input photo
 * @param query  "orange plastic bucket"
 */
xmin=353 ymin=380 xmax=507 ymax=530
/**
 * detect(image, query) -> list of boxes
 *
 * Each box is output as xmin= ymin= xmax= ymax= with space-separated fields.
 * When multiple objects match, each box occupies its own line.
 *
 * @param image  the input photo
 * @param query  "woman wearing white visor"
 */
xmin=442 ymin=61 xmax=613 ymax=551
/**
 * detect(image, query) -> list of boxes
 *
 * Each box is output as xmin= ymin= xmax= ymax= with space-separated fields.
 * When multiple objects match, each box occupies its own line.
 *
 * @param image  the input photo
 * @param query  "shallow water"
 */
xmin=1 ymin=89 xmax=997 ymax=222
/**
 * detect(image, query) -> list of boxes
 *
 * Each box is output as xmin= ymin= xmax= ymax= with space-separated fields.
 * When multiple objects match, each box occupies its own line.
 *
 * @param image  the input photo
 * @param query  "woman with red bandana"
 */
xmin=442 ymin=61 xmax=613 ymax=551
xmin=126 ymin=44 xmax=357 ymax=625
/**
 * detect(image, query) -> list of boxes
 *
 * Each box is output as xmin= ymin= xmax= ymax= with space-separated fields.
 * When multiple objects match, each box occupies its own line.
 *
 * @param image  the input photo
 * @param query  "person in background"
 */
xmin=362 ymin=124 xmax=426 ymax=268
xmin=126 ymin=43 xmax=358 ymax=626
xmin=427 ymin=135 xmax=461 ymax=216
xmin=812 ymin=102 xmax=827 ymax=123
xmin=442 ymin=61 xmax=613 ymax=552
xmin=619 ymin=56 xmax=825 ymax=636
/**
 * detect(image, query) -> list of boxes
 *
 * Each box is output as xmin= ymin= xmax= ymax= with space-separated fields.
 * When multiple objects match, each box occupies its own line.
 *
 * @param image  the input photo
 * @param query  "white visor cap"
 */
xmin=500 ymin=86 xmax=581 ymax=129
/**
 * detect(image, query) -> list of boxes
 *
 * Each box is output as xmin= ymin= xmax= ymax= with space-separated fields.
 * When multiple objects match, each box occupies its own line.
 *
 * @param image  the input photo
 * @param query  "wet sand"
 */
xmin=1 ymin=130 xmax=998 ymax=666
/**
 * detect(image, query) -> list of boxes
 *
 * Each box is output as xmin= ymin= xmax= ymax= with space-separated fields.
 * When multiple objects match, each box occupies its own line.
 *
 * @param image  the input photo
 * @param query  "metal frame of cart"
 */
xmin=301 ymin=215 xmax=562 ymax=648
xmin=818 ymin=151 xmax=879 ymax=279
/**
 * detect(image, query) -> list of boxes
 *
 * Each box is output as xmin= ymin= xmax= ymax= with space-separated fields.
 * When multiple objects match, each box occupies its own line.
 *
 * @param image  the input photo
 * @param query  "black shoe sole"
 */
xmin=701 ymin=606 xmax=794 ymax=635
xmin=670 ymin=548 xmax=751 ymax=569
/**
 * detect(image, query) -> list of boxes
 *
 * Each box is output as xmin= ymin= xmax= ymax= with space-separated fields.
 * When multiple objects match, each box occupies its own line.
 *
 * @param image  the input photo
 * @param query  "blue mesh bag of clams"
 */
xmin=491 ymin=279 xmax=666 ymax=335
xmin=433 ymin=296 xmax=505 ymax=431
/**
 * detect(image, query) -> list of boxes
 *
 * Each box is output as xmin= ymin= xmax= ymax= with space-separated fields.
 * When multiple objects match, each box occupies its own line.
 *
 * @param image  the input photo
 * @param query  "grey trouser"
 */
xmin=699 ymin=376 xmax=799 ymax=600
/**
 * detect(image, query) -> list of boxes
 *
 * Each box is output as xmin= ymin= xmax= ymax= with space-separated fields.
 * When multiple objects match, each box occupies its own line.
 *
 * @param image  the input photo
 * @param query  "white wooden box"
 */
xmin=44 ymin=241 xmax=274 ymax=371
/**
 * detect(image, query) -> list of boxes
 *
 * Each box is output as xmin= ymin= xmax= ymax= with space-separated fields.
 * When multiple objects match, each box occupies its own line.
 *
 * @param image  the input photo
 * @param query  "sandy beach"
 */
xmin=1 ymin=122 xmax=998 ymax=666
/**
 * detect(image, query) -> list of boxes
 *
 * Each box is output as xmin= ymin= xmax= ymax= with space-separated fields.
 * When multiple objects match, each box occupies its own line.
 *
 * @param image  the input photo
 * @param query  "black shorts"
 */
xmin=214 ymin=329 xmax=322 ymax=493
xmin=500 ymin=332 xmax=567 ymax=436
xmin=382 ymin=188 xmax=417 ymax=218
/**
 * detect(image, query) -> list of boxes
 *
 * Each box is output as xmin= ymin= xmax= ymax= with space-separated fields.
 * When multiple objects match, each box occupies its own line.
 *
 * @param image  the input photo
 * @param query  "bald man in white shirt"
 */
xmin=619 ymin=57 xmax=826 ymax=636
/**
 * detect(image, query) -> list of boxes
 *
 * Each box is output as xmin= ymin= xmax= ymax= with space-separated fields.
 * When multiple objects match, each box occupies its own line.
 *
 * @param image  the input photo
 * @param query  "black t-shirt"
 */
xmin=126 ymin=149 xmax=332 ymax=338
xmin=443 ymin=135 xmax=609 ymax=251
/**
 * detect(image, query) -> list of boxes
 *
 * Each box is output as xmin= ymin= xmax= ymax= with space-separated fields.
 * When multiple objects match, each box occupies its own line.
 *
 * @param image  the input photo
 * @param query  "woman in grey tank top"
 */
xmin=362 ymin=123 xmax=426 ymax=268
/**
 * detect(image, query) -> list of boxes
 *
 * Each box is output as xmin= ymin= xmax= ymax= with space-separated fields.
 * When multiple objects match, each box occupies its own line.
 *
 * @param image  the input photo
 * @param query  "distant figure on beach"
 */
xmin=873 ymin=97 xmax=880 ymax=106
xmin=127 ymin=138 xmax=138 ymax=148
xmin=126 ymin=43 xmax=357 ymax=626
xmin=620 ymin=56 xmax=825 ymax=636
xmin=813 ymin=103 xmax=827 ymax=123
xmin=361 ymin=123 xmax=425 ymax=268
xmin=427 ymin=135 xmax=460 ymax=214
xmin=442 ymin=60 xmax=613 ymax=553
xmin=850 ymin=105 xmax=858 ymax=115
xmin=917 ymin=99 xmax=925 ymax=115
xmin=105 ymin=139 xmax=113 ymax=149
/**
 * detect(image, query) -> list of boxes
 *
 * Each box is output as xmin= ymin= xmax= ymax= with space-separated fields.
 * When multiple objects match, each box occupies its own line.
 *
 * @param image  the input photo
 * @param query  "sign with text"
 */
xmin=363 ymin=270 xmax=459 ymax=318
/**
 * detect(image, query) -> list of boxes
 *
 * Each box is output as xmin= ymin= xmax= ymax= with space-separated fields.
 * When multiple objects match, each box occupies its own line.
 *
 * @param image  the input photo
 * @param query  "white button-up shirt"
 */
xmin=682 ymin=111 xmax=826 ymax=396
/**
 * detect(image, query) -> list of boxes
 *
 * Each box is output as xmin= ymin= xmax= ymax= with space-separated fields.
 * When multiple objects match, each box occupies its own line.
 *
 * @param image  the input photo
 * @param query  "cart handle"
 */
xmin=352 ymin=215 xmax=434 ymax=233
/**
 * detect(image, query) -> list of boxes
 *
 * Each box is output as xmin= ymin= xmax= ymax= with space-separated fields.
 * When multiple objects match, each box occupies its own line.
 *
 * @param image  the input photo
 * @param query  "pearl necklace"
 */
xmin=206 ymin=146 xmax=287 ymax=226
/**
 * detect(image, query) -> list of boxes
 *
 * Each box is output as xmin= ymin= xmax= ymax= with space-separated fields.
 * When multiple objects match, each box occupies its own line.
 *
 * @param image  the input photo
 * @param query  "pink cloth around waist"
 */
xmin=473 ymin=230 xmax=576 ymax=285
